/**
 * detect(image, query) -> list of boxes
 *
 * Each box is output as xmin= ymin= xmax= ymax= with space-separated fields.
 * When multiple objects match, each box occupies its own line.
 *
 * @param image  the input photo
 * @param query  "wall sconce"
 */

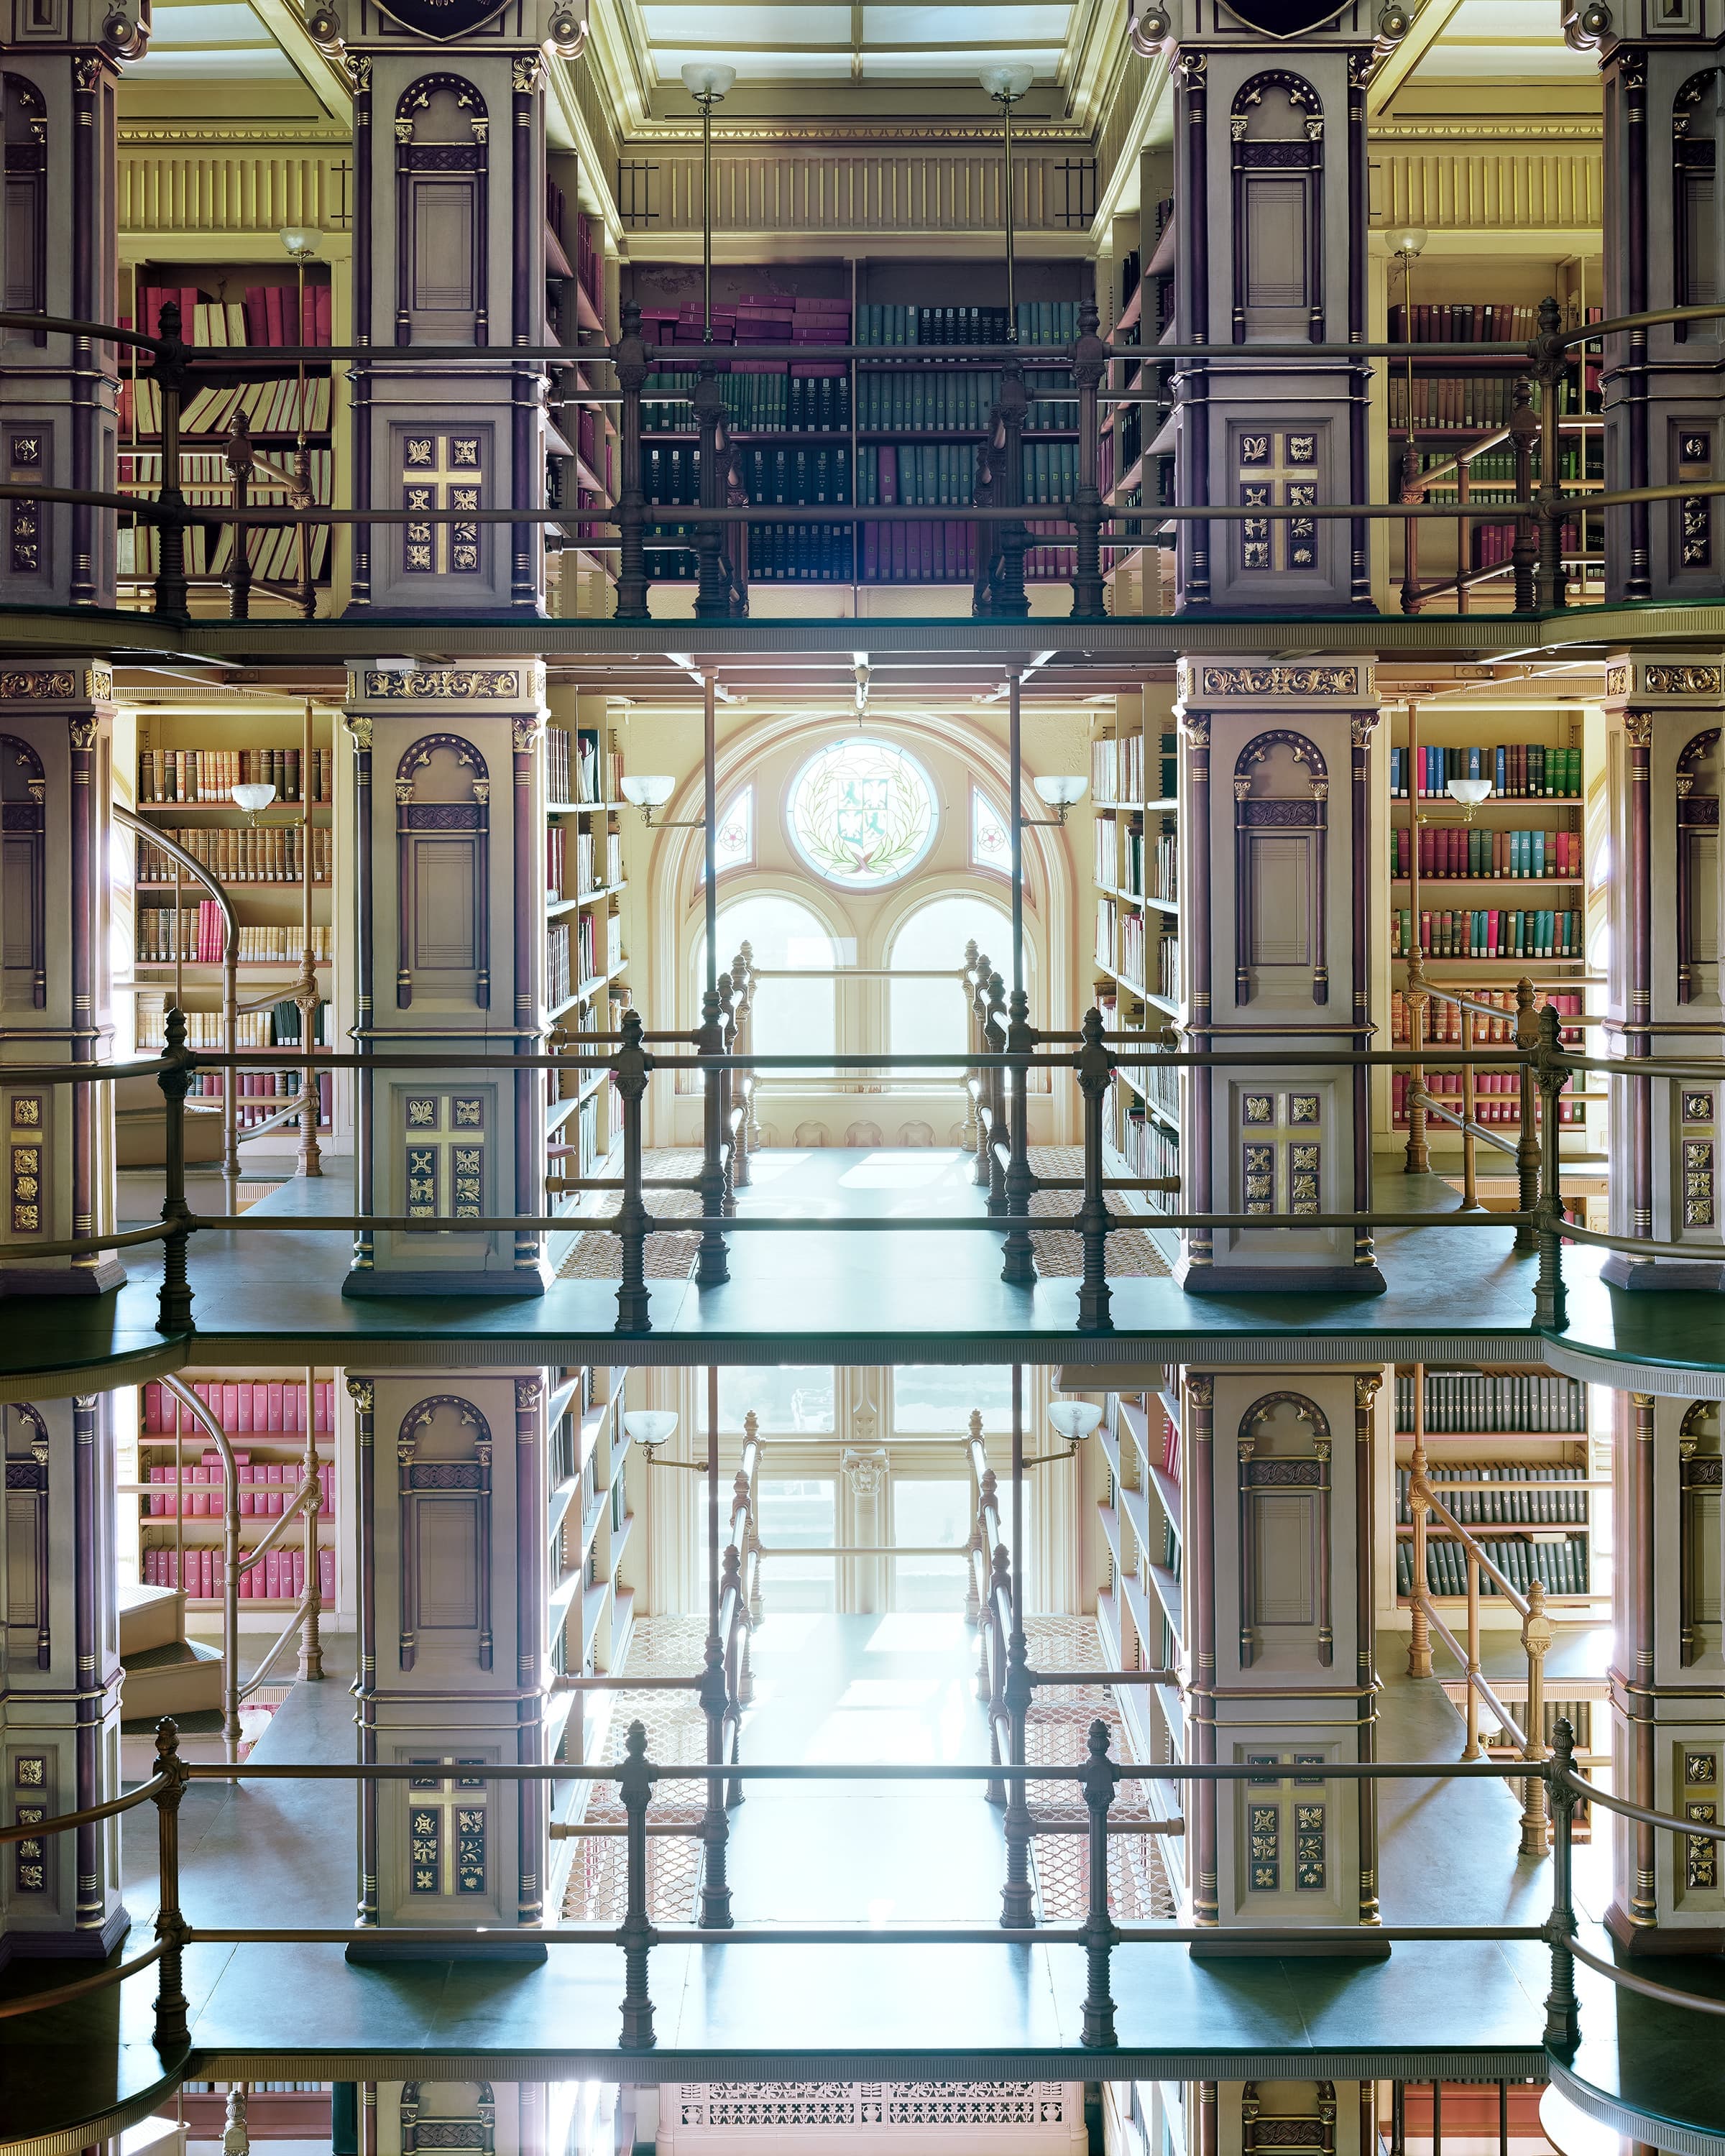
xmin=231 ymin=780 xmax=280 ymax=825
xmin=1024 ymin=774 xmax=1089 ymax=827
xmin=1022 ymin=1399 xmax=1103 ymax=1465
xmin=620 ymin=774 xmax=705 ymax=829
xmin=1447 ymin=776 xmax=1494 ymax=821
xmin=980 ymin=63 xmax=1035 ymax=342
xmin=623 ymin=1408 xmax=707 ymax=1469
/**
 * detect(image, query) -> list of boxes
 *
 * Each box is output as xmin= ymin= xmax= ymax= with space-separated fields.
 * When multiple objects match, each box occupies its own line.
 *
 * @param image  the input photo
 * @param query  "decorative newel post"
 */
xmin=1075 ymin=1006 xmax=1115 ymax=1332
xmin=1079 ymin=1717 xmax=1120 ymax=2049
xmin=617 ymin=1718 xmax=658 ymax=2050
xmin=696 ymin=987 xmax=731 ymax=1286
xmin=613 ymin=301 xmax=650 ymax=620
xmin=999 ymin=1616 xmax=1036 ymax=1927
xmin=1069 ymin=299 xmax=1109 ymax=622
xmin=1509 ymin=377 xmax=1539 ymax=615
xmin=1532 ymin=1001 xmax=1570 ymax=1331
xmin=985 ymin=972 xmax=1009 ymax=1215
xmin=1532 ymin=298 xmax=1568 ymax=613
xmin=1402 ymin=950 xmax=1431 ymax=1175
xmin=613 ymin=1008 xmax=653 ymax=1332
xmin=225 ymin=413 xmax=254 ymax=622
xmin=156 ymin=1006 xmax=196 ymax=1334
xmin=1406 ymin=1427 xmax=1432 ymax=1679
xmin=1000 ymin=987 xmax=1037 ymax=1286
xmin=1542 ymin=1715 xmax=1581 ymax=2047
xmin=1519 ymin=1576 xmax=1553 ymax=1856
xmin=151 ymin=1717 xmax=190 ymax=2051
xmin=152 ymin=302 xmax=193 ymax=623
xmin=1513 ymin=977 xmax=1541 ymax=1253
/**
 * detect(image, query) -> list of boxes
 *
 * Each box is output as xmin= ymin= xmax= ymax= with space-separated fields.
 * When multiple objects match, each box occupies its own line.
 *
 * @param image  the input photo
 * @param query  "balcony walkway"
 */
xmin=11 ymin=1609 xmax=1714 ymax=2155
xmin=4 ymin=1151 xmax=1725 ymax=1399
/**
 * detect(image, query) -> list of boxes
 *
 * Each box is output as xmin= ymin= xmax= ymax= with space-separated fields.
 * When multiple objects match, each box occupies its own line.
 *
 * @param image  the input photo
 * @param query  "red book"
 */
xmin=244 ymin=287 xmax=268 ymax=345
xmin=264 ymin=1549 xmax=281 ymax=1599
xmin=235 ymin=1385 xmax=252 ymax=1434
xmin=318 ymin=1381 xmax=331 ymax=1434
xmin=252 ymin=1382 xmax=269 ymax=1432
xmin=264 ymin=283 xmax=285 ymax=346
xmin=144 ymin=1381 xmax=163 ymax=1434
xmin=221 ymin=1381 xmax=239 ymax=1432
xmin=319 ymin=1546 xmax=336 ymax=1603
xmin=290 ymin=1551 xmax=305 ymax=1598
xmin=316 ymin=282 xmax=332 ymax=345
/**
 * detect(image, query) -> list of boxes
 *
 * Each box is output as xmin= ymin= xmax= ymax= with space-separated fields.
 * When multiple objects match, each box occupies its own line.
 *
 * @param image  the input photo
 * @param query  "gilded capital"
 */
xmin=1355 ymin=1373 xmax=1383 ymax=1409
xmin=345 ymin=713 xmax=374 ymax=751
xmin=515 ymin=1376 xmax=543 ymax=1410
xmin=346 ymin=1376 xmax=375 ymax=1413
xmin=1187 ymin=1374 xmax=1214 ymax=1409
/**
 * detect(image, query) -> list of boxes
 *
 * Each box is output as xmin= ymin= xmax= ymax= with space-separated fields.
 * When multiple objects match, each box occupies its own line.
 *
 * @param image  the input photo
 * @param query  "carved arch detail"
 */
xmin=0 ymin=736 xmax=47 ymax=1007
xmin=396 ymin=1396 xmax=495 ymax=1674
xmin=1237 ymin=1390 xmax=1333 ymax=1669
xmin=1678 ymin=727 xmax=1721 ymax=1005
xmin=395 ymin=734 xmax=491 ymax=1009
xmin=1230 ymin=71 xmax=1325 ymax=344
xmin=1233 ymin=730 xmax=1330 ymax=1006
xmin=395 ymin=75 xmax=489 ymax=346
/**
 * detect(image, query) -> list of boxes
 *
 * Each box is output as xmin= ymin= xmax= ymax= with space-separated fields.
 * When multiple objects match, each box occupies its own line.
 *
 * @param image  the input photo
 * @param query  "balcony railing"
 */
xmin=4 ymin=299 xmax=1724 ymax=622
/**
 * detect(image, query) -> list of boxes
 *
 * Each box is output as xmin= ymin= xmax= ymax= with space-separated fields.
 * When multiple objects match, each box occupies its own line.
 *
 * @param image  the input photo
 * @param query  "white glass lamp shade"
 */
xmin=1392 ymin=226 xmax=1428 ymax=257
xmin=620 ymin=774 xmax=676 ymax=809
xmin=231 ymin=781 xmax=277 ymax=816
xmin=1047 ymin=1400 xmax=1103 ymax=1445
xmin=980 ymin=63 xmax=1036 ymax=100
xmin=1033 ymin=774 xmax=1088 ymax=808
xmin=623 ymin=1409 xmax=679 ymax=1447
xmin=681 ymin=61 xmax=737 ymax=98
xmin=1447 ymin=777 xmax=1493 ymax=808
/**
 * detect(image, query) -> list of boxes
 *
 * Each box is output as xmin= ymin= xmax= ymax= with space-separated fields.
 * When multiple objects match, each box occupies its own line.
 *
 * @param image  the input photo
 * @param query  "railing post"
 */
xmin=1519 ymin=1576 xmax=1552 ymax=1856
xmin=1532 ymin=298 xmax=1568 ymax=612
xmin=970 ymin=949 xmax=993 ymax=1186
xmin=999 ymin=1619 xmax=1036 ymax=1929
xmin=1463 ymin=1542 xmax=1482 ymax=1761
xmin=1407 ymin=1420 xmax=1432 ymax=1678
xmin=156 ymin=1006 xmax=196 ymax=1335
xmin=721 ymin=1542 xmax=746 ymax=1804
xmin=298 ymin=1388 xmax=325 ymax=1680
xmin=1079 ymin=1717 xmax=1120 ymax=2046
xmin=612 ymin=1009 xmax=653 ymax=1333
xmin=1513 ymin=977 xmax=1540 ymax=1254
xmin=694 ymin=361 xmax=731 ymax=621
xmin=717 ymin=969 xmax=737 ymax=1217
xmin=225 ymin=413 xmax=254 ymax=622
xmin=152 ymin=301 xmax=192 ymax=622
xmin=1509 ymin=377 xmax=1539 ymax=615
xmin=727 ymin=950 xmax=752 ymax=1189
xmin=617 ymin=1718 xmax=658 ymax=2050
xmin=1070 ymin=300 xmax=1108 ymax=622
xmin=1542 ymin=1715 xmax=1581 ymax=2047
xmin=985 ymin=972 xmax=1009 ymax=1217
xmin=613 ymin=301 xmax=650 ymax=621
xmin=1000 ymin=988 xmax=1038 ymax=1286
xmin=984 ymin=1540 xmax=1008 ymax=1790
xmin=151 ymin=1717 xmax=190 ymax=2052
xmin=1533 ymin=1002 xmax=1569 ymax=1331
xmin=1075 ymin=1006 xmax=1114 ymax=1333
xmin=1459 ymin=1000 xmax=1480 ymax=1209
xmin=1402 ymin=952 xmax=1430 ymax=1174
xmin=1397 ymin=436 xmax=1424 ymax=616
xmin=695 ymin=987 xmax=731 ymax=1287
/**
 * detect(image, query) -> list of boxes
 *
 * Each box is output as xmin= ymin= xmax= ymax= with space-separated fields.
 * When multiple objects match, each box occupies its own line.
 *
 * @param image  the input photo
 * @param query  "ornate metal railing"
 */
xmin=7 ymin=298 xmax=1725 ymax=622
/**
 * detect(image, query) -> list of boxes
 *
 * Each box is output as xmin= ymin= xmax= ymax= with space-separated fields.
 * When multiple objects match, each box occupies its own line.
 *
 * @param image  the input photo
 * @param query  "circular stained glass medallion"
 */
xmin=787 ymin=737 xmax=937 ymax=890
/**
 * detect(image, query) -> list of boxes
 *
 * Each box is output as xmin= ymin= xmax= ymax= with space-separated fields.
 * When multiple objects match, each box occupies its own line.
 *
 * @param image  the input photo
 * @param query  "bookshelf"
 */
xmin=545 ymin=155 xmax=618 ymax=618
xmin=1102 ymin=191 xmax=1174 ymax=617
xmin=1090 ymin=694 xmax=1182 ymax=1240
xmin=1095 ymin=1379 xmax=1183 ymax=1777
xmin=128 ymin=1370 xmax=346 ymax=1627
xmin=1391 ymin=1363 xmax=1604 ymax=1622
xmin=622 ymin=256 xmax=1088 ymax=598
xmin=544 ymin=718 xmax=629 ymax=1217
xmin=126 ymin=710 xmax=341 ymax=1159
xmin=547 ymin=1363 xmax=635 ymax=1771
xmin=117 ymin=261 xmax=336 ymax=614
xmin=1381 ymin=700 xmax=1600 ymax=1168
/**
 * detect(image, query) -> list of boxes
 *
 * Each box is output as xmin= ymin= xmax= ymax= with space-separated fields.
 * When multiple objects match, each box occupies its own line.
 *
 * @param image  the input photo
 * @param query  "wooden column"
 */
xmin=1187 ymin=1374 xmax=1218 ymax=1927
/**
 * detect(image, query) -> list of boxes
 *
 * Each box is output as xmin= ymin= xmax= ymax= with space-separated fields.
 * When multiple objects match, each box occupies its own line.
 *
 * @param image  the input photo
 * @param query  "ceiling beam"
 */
xmin=1366 ymin=0 xmax=1469 ymax=114
xmin=244 ymin=0 xmax=353 ymax=123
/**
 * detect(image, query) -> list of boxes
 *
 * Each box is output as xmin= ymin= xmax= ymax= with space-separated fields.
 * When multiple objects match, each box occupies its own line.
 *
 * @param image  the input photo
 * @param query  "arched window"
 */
xmin=696 ymin=786 xmax=754 ymax=884
xmin=787 ymin=737 xmax=937 ymax=888
xmin=701 ymin=892 xmax=838 ymax=1069
xmin=888 ymin=891 xmax=1013 ymax=1059
xmin=970 ymin=786 xmax=1011 ymax=876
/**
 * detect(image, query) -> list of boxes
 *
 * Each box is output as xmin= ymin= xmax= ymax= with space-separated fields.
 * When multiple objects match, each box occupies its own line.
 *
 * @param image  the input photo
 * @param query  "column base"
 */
xmin=345 ymin=1935 xmax=549 ymax=1963
xmin=0 ymin=1902 xmax=131 ymax=1963
xmin=343 ymin=1258 xmax=552 ymax=1299
xmin=1600 ymin=1252 xmax=1725 ymax=1292
xmin=1604 ymin=1899 xmax=1725 ymax=1954
xmin=1175 ymin=1257 xmax=1387 ymax=1295
xmin=1188 ymin=1930 xmax=1392 ymax=1960
xmin=0 ymin=1257 xmax=128 ymax=1296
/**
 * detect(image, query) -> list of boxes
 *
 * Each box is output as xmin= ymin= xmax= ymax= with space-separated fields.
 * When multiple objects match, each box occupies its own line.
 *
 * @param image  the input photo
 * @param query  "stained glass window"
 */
xmin=788 ymin=738 xmax=937 ymax=889
xmin=970 ymin=786 xmax=1011 ymax=875
xmin=697 ymin=786 xmax=754 ymax=883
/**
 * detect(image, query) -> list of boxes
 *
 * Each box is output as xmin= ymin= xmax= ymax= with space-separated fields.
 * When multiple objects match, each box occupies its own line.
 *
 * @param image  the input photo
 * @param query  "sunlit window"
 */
xmin=718 ymin=1367 xmax=836 ymax=1432
xmin=696 ymin=786 xmax=754 ymax=883
xmin=970 ymin=786 xmax=1011 ymax=876
xmin=888 ymin=892 xmax=1014 ymax=1061
xmin=700 ymin=893 xmax=837 ymax=1072
xmin=788 ymin=737 xmax=937 ymax=889
xmin=893 ymin=1364 xmax=1014 ymax=1434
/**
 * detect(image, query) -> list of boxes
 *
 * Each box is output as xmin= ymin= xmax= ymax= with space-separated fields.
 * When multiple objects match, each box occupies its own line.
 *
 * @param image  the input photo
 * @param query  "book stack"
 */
xmin=1389 ymin=742 xmax=1581 ymax=798
xmin=138 ymin=825 xmax=332 ymax=885
xmin=121 ymin=374 xmax=334 ymax=438
xmin=1391 ymin=826 xmax=1581 ymax=879
xmin=547 ymin=822 xmax=566 ymax=899
xmin=137 ymin=747 xmax=331 ymax=803
xmin=1396 ymin=1463 xmax=1590 ymax=1524
xmin=146 ymin=1452 xmax=336 ymax=1518
xmin=134 ymin=992 xmax=328 ymax=1051
xmin=1392 ymin=906 xmax=1583 ymax=959
xmin=1395 ymin=1368 xmax=1588 ymax=1431
xmin=1389 ymin=1069 xmax=1581 ymax=1127
xmin=1388 ymin=302 xmax=1546 ymax=341
xmin=144 ymin=1542 xmax=336 ymax=1603
xmin=1389 ymin=985 xmax=1583 ymax=1046
xmin=1396 ymin=1537 xmax=1589 ymax=1598
xmin=143 ymin=1376 xmax=336 ymax=1434
xmin=1105 ymin=1082 xmax=1179 ymax=1216
xmin=740 ymin=442 xmax=854 ymax=582
xmin=548 ymin=921 xmax=573 ymax=1008
xmin=190 ymin=1067 xmax=333 ymax=1128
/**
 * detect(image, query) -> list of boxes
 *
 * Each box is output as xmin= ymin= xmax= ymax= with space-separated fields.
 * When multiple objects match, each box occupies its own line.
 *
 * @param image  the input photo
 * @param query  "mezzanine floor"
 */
xmin=3 ymin=1150 xmax=1724 ymax=1400
xmin=3 ymin=1615 xmax=1723 ymax=2156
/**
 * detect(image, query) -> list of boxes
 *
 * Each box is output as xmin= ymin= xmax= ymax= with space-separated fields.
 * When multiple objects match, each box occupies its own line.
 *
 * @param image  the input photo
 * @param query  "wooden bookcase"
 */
xmin=126 ymin=1368 xmax=346 ymax=1628
xmin=1090 ymin=691 xmax=1182 ymax=1244
xmin=1103 ymin=192 xmax=1174 ymax=617
xmin=546 ymin=152 xmax=618 ymax=619
xmin=1096 ymin=1378 xmax=1184 ymax=1781
xmin=546 ymin=1363 xmax=635 ymax=1770
xmin=117 ymin=259 xmax=337 ymax=616
xmin=124 ymin=706 xmax=341 ymax=1163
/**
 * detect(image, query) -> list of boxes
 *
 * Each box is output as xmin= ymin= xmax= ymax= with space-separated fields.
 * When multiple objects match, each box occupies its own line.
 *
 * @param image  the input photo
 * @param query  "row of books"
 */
xmin=1388 ymin=987 xmax=1584 ymax=1047
xmin=143 ymin=1456 xmax=336 ymax=1519
xmin=1092 ymin=732 xmax=1177 ymax=808
xmin=1473 ymin=519 xmax=1595 ymax=571
xmin=546 ymin=180 xmax=603 ymax=311
xmin=1388 ymin=1069 xmax=1583 ymax=1127
xmin=1396 ymin=1537 xmax=1590 ymax=1599
xmin=1392 ymin=908 xmax=1584 ymax=959
xmin=1391 ymin=826 xmax=1581 ymax=880
xmin=143 ymin=1376 xmax=336 ymax=1434
xmin=180 ymin=2083 xmax=329 ymax=2096
xmin=641 ymin=369 xmax=851 ymax=435
xmin=136 ymin=906 xmax=332 ymax=965
xmin=855 ymin=302 xmax=1085 ymax=347
xmin=188 ymin=1069 xmax=334 ymax=1128
xmin=139 ymin=826 xmax=332 ymax=886
xmin=1413 ymin=444 xmax=1601 ymax=489
xmin=131 ymin=283 xmax=332 ymax=346
xmin=1395 ymin=1463 xmax=1591 ymax=1526
xmin=546 ymin=726 xmax=621 ymax=808
xmin=853 ymin=370 xmax=1070 ymax=434
xmin=119 ymin=450 xmax=334 ymax=504
xmin=133 ymin=994 xmax=329 ymax=1051
xmin=547 ymin=824 xmax=622 ymax=901
xmin=137 ymin=747 xmax=332 ymax=804
xmin=1105 ymin=1086 xmax=1180 ymax=1217
xmin=1102 ymin=1004 xmax=1180 ymax=1121
xmin=1095 ymin=823 xmax=1178 ymax=904
xmin=119 ymin=523 xmax=331 ymax=585
xmin=548 ymin=912 xmax=622 ymax=1005
xmin=121 ymin=373 xmax=334 ymax=439
xmin=1394 ymin=1370 xmax=1587 ymax=1432
xmin=142 ymin=1542 xmax=336 ymax=1603
xmin=1390 ymin=743 xmax=1582 ymax=798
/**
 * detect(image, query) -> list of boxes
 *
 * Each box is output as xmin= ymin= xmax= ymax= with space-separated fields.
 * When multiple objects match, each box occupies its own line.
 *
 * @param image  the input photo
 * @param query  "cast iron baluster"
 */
xmin=224 ymin=413 xmax=254 ymax=621
xmin=983 ymin=1539 xmax=1009 ymax=1795
xmin=1531 ymin=298 xmax=1567 ymax=612
xmin=613 ymin=301 xmax=650 ymax=620
xmin=1509 ymin=377 xmax=1538 ymax=614
xmin=156 ymin=1006 xmax=196 ymax=1334
xmin=1532 ymin=1001 xmax=1568 ymax=1330
xmin=717 ymin=969 xmax=737 ymax=1216
xmin=722 ymin=1540 xmax=746 ymax=1802
xmin=152 ymin=302 xmax=193 ymax=622
xmin=1000 ymin=987 xmax=1037 ymax=1285
xmin=1544 ymin=1715 xmax=1581 ymax=2044
xmin=1079 ymin=1717 xmax=1120 ymax=2047
xmin=151 ymin=1718 xmax=190 ymax=2051
xmin=970 ymin=950 xmax=994 ymax=1186
xmin=696 ymin=987 xmax=730 ymax=1286
xmin=613 ymin=1009 xmax=652 ymax=1332
xmin=694 ymin=360 xmax=730 ymax=619
xmin=985 ymin=972 xmax=1009 ymax=1216
xmin=617 ymin=1718 xmax=658 ymax=2050
xmin=993 ymin=361 xmax=1030 ymax=617
xmin=1397 ymin=433 xmax=1424 ymax=616
xmin=727 ymin=950 xmax=752 ymax=1189
xmin=1513 ymin=977 xmax=1540 ymax=1253
xmin=1075 ymin=1006 xmax=1114 ymax=1332
xmin=1070 ymin=300 xmax=1108 ymax=621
